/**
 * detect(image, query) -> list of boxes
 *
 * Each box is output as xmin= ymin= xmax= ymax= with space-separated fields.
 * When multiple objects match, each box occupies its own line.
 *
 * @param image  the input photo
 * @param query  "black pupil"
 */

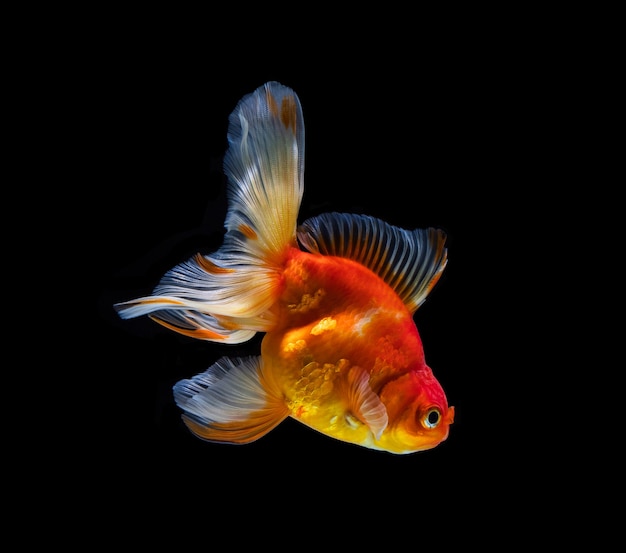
xmin=427 ymin=410 xmax=439 ymax=426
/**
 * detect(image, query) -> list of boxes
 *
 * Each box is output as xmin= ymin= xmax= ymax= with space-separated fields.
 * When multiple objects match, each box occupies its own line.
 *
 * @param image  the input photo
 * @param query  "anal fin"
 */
xmin=173 ymin=356 xmax=289 ymax=444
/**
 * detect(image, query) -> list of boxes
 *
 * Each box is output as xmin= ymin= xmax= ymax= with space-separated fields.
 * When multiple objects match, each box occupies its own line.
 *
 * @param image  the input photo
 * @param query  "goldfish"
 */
xmin=115 ymin=81 xmax=454 ymax=454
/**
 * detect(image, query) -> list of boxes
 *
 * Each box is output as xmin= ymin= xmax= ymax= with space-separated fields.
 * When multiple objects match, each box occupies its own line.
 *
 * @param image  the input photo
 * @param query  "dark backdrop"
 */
xmin=93 ymin=59 xmax=518 ymax=522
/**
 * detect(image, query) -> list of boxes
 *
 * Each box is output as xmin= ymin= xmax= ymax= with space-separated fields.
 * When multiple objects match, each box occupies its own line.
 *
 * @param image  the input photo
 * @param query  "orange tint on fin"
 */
xmin=136 ymin=297 xmax=184 ymax=307
xmin=194 ymin=253 xmax=235 ymax=274
xmin=280 ymin=95 xmax=298 ymax=134
xmin=149 ymin=315 xmax=227 ymax=341
xmin=266 ymin=88 xmax=298 ymax=134
xmin=182 ymin=409 xmax=287 ymax=444
xmin=238 ymin=224 xmax=258 ymax=240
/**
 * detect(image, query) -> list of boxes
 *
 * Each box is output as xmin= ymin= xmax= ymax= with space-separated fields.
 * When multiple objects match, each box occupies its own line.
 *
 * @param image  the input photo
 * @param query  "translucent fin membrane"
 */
xmin=173 ymin=356 xmax=289 ymax=443
xmin=115 ymin=82 xmax=305 ymax=342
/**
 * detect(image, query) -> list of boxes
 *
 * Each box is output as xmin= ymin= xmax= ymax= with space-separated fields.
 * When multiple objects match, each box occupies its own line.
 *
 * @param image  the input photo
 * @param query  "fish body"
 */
xmin=115 ymin=81 xmax=454 ymax=454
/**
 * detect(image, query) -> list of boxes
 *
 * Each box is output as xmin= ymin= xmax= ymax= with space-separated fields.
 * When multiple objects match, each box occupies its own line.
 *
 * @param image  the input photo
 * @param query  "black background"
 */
xmin=90 ymin=49 xmax=526 ymax=527
xmin=18 ymin=10 xmax=608 ymax=544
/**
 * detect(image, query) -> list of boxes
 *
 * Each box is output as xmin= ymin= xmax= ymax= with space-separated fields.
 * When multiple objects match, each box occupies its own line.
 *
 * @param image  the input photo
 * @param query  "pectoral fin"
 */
xmin=344 ymin=366 xmax=388 ymax=441
xmin=173 ymin=356 xmax=289 ymax=444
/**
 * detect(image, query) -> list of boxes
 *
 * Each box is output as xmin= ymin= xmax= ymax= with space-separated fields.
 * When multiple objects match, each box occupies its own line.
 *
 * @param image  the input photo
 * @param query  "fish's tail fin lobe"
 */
xmin=173 ymin=356 xmax=289 ymax=444
xmin=223 ymin=81 xmax=305 ymax=260
xmin=115 ymin=82 xmax=305 ymax=342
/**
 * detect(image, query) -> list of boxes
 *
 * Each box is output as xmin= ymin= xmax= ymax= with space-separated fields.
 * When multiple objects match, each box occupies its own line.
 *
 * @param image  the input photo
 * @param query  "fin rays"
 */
xmin=173 ymin=356 xmax=289 ymax=444
xmin=115 ymin=82 xmax=305 ymax=342
xmin=344 ymin=366 xmax=388 ymax=440
xmin=223 ymin=81 xmax=305 ymax=258
xmin=297 ymin=212 xmax=448 ymax=313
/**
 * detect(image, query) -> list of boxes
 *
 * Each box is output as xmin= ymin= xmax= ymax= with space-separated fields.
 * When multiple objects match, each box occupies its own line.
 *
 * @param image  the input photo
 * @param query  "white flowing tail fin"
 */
xmin=115 ymin=82 xmax=305 ymax=343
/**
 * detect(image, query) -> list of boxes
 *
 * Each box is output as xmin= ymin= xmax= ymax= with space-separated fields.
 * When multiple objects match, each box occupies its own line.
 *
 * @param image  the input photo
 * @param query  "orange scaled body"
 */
xmin=264 ymin=249 xmax=453 ymax=453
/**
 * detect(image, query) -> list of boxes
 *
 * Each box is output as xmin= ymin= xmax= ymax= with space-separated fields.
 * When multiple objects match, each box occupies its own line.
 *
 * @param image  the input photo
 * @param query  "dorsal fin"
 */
xmin=297 ymin=212 xmax=447 ymax=313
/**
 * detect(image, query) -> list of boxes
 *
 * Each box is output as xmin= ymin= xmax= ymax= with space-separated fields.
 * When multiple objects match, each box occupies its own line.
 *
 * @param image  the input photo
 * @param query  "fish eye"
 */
xmin=421 ymin=408 xmax=441 ymax=429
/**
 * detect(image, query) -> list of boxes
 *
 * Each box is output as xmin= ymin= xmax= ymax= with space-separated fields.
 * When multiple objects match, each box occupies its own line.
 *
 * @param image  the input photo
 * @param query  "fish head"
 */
xmin=376 ymin=368 xmax=454 ymax=454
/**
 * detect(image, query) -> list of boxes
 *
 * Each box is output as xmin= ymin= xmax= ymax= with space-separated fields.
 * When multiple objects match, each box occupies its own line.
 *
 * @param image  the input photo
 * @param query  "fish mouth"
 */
xmin=446 ymin=406 xmax=455 ymax=425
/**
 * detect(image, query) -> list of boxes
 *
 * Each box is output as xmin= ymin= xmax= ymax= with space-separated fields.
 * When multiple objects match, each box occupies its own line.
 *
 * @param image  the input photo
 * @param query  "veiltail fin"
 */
xmin=173 ymin=356 xmax=289 ymax=444
xmin=115 ymin=82 xmax=305 ymax=343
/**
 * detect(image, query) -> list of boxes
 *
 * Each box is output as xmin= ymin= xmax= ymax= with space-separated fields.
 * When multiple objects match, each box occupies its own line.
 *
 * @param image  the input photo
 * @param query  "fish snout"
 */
xmin=446 ymin=405 xmax=455 ymax=425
